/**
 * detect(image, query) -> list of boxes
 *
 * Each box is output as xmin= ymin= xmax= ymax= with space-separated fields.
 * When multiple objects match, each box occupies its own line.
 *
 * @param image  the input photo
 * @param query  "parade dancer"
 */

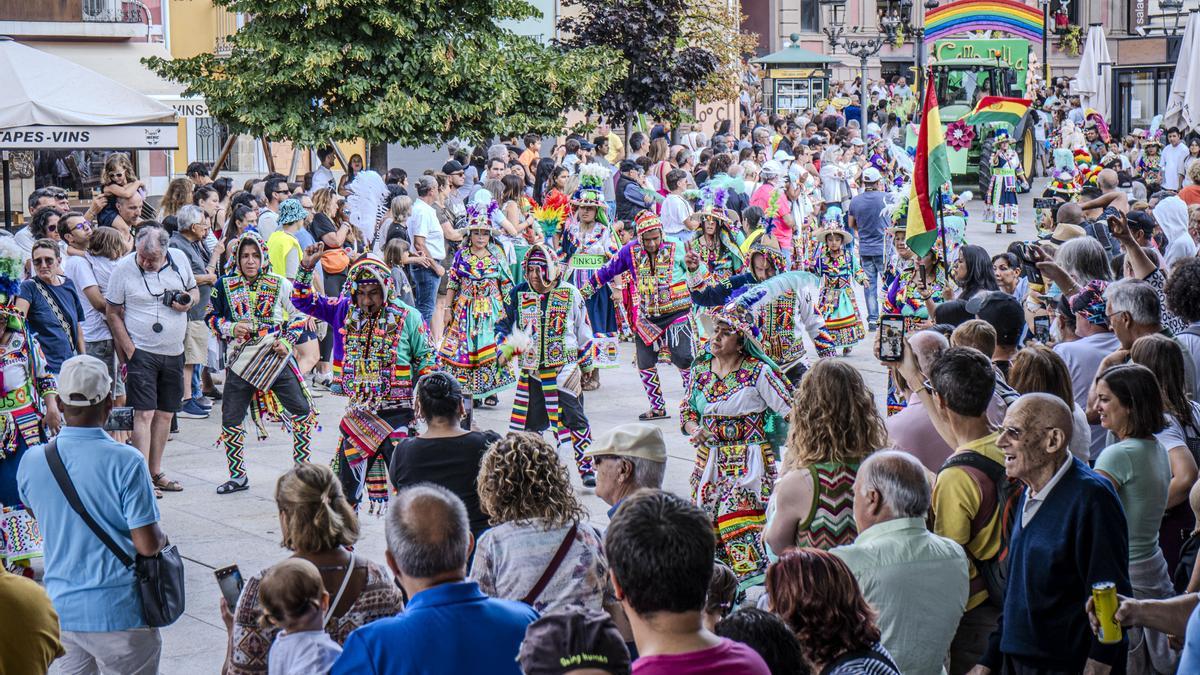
xmin=497 ymin=245 xmax=598 ymax=487
xmin=0 ymin=239 xmax=58 ymax=569
xmin=689 ymin=231 xmax=834 ymax=383
xmin=582 ymin=211 xmax=694 ymax=421
xmin=561 ymin=164 xmax=621 ymax=386
xmin=682 ymin=304 xmax=792 ymax=590
xmin=986 ymin=129 xmax=1027 ymax=235
xmin=807 ymin=207 xmax=868 ymax=355
xmin=206 ymin=232 xmax=316 ymax=494
xmin=440 ymin=204 xmax=515 ymax=407
xmin=686 ymin=188 xmax=745 ymax=288
xmin=292 ymin=244 xmax=435 ymax=510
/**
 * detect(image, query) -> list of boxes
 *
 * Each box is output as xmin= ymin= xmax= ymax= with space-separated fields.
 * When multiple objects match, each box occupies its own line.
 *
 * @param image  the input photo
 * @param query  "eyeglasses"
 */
xmin=449 ymin=171 xmax=464 ymax=176
xmin=45 ymin=224 xmax=57 ymax=233
xmin=1104 ymin=310 xmax=1128 ymax=322
xmin=32 ymin=257 xmax=56 ymax=267
xmin=273 ymin=189 xmax=290 ymax=195
xmin=998 ymin=425 xmax=1052 ymax=441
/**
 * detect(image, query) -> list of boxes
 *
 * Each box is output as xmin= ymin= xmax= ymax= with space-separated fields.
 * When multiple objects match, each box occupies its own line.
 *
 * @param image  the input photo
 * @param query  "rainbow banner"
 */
xmin=967 ymin=96 xmax=1033 ymax=127
xmin=905 ymin=79 xmax=952 ymax=258
xmin=925 ymin=0 xmax=1044 ymax=43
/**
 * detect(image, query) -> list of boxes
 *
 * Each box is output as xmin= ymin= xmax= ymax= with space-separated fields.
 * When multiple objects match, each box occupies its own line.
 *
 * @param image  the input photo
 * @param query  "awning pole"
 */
xmin=261 ymin=137 xmax=276 ymax=174
xmin=210 ymin=135 xmax=237 ymax=180
xmin=328 ymin=141 xmax=349 ymax=171
xmin=2 ymin=153 xmax=11 ymax=231
xmin=287 ymin=145 xmax=302 ymax=182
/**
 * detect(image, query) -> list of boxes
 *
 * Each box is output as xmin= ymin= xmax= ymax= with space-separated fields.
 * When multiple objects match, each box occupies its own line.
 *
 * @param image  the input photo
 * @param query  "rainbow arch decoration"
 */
xmin=925 ymin=0 xmax=1044 ymax=43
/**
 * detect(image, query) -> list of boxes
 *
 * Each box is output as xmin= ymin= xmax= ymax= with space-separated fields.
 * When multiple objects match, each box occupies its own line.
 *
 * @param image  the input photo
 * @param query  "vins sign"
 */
xmin=0 ymin=124 xmax=178 ymax=150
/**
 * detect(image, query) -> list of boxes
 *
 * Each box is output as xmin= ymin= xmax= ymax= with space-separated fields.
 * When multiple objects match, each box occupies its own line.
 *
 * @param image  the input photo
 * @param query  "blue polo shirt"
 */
xmin=16 ymin=426 xmax=159 ymax=632
xmin=332 ymin=581 xmax=537 ymax=675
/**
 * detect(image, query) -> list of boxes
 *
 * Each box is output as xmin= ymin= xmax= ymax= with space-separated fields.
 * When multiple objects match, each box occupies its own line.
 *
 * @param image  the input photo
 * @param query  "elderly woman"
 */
xmin=222 ymin=463 xmax=402 ymax=675
xmin=766 ymin=359 xmax=886 ymax=557
xmin=1093 ymin=363 xmax=1177 ymax=674
xmin=681 ymin=304 xmax=793 ymax=590
xmin=767 ymin=548 xmax=900 ymax=674
xmin=15 ymin=238 xmax=86 ymax=375
xmin=471 ymin=432 xmax=616 ymax=618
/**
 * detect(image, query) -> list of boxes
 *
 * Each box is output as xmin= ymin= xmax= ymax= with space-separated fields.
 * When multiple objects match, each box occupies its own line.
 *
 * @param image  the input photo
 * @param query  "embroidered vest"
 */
xmin=224 ymin=274 xmax=285 ymax=328
xmin=516 ymin=288 xmax=574 ymax=370
xmin=760 ymin=291 xmax=806 ymax=366
xmin=338 ymin=305 xmax=417 ymax=409
xmin=632 ymin=242 xmax=689 ymax=317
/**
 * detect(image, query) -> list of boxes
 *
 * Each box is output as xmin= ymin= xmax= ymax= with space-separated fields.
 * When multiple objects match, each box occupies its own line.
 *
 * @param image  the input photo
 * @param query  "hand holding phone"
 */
xmin=878 ymin=315 xmax=905 ymax=363
xmin=215 ymin=564 xmax=244 ymax=610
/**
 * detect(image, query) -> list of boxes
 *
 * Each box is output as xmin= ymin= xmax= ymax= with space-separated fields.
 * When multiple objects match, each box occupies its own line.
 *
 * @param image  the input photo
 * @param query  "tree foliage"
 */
xmin=145 ymin=0 xmax=622 ymax=146
xmin=677 ymin=0 xmax=757 ymax=106
xmin=557 ymin=0 xmax=718 ymax=126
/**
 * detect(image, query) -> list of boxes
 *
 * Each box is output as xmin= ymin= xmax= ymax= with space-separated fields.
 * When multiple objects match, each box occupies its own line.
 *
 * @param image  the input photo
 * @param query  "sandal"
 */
xmin=1006 ymin=227 xmax=1016 ymax=234
xmin=638 ymin=409 xmax=668 ymax=421
xmin=484 ymin=395 xmax=499 ymax=407
xmin=995 ymin=225 xmax=1002 ymax=234
xmin=152 ymin=472 xmax=184 ymax=492
xmin=216 ymin=479 xmax=249 ymax=495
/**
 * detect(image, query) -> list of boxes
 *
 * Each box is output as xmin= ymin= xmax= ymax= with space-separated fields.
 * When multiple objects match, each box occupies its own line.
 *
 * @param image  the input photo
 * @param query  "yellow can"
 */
xmin=1092 ymin=581 xmax=1122 ymax=645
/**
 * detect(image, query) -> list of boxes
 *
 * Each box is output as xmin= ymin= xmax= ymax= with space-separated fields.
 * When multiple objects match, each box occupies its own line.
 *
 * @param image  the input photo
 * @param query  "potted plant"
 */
xmin=1058 ymin=25 xmax=1083 ymax=56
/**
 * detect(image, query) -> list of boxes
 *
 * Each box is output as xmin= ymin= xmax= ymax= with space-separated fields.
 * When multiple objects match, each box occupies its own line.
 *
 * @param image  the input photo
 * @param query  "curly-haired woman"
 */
xmin=470 ymin=432 xmax=618 ymax=621
xmin=767 ymin=548 xmax=900 ymax=674
xmin=764 ymin=359 xmax=887 ymax=557
xmin=222 ymin=464 xmax=403 ymax=674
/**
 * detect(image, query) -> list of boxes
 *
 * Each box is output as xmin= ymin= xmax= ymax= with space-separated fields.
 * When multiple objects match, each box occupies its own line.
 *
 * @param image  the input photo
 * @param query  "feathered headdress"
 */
xmin=345 ymin=170 xmax=389 ymax=245
xmin=697 ymin=185 xmax=731 ymax=223
xmin=465 ymin=202 xmax=500 ymax=234
xmin=1084 ymin=109 xmax=1111 ymax=143
xmin=571 ymin=164 xmax=609 ymax=213
xmin=532 ymin=203 xmax=566 ymax=239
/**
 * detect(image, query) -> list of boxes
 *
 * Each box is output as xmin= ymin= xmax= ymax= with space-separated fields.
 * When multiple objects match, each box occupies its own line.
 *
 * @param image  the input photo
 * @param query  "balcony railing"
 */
xmin=81 ymin=0 xmax=148 ymax=23
xmin=215 ymin=8 xmax=242 ymax=56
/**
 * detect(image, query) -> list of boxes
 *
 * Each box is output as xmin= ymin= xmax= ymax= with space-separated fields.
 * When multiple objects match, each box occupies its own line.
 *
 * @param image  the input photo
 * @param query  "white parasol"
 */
xmin=1164 ymin=11 xmax=1200 ymax=133
xmin=1070 ymin=25 xmax=1112 ymax=122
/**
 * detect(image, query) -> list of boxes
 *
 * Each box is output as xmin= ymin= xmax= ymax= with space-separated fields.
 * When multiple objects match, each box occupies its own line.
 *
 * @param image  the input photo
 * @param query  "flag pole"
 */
xmin=935 ymin=185 xmax=949 ymax=273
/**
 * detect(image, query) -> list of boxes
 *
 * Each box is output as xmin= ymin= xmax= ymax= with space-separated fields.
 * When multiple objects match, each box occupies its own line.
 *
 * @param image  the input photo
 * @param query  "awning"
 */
xmin=26 ymin=41 xmax=182 ymax=98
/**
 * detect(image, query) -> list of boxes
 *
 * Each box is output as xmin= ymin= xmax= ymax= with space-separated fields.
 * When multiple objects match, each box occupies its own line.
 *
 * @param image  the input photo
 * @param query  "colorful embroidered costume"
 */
xmin=682 ymin=305 xmax=792 ymax=590
xmin=686 ymin=188 xmax=746 ymax=288
xmin=985 ymin=131 xmax=1025 ymax=232
xmin=1138 ymin=147 xmax=1163 ymax=194
xmin=206 ymin=233 xmax=315 ymax=494
xmin=292 ymin=256 xmax=435 ymax=510
xmin=807 ymin=210 xmax=867 ymax=350
xmin=0 ymin=239 xmax=55 ymax=566
xmin=497 ymin=245 xmax=597 ymax=482
xmin=440 ymin=208 xmax=515 ymax=399
xmin=691 ymin=232 xmax=833 ymax=383
xmin=882 ymin=258 xmax=951 ymax=414
xmin=583 ymin=212 xmax=695 ymax=418
xmin=562 ymin=166 xmax=621 ymax=370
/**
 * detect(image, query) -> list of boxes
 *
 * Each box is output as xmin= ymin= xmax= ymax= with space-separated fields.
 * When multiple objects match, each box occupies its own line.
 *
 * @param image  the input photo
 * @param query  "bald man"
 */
xmin=972 ymin=394 xmax=1131 ymax=675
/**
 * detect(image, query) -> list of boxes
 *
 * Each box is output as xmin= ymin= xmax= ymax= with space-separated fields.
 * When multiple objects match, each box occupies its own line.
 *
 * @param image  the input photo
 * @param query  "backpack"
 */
xmin=939 ymin=450 xmax=1025 ymax=609
xmin=1175 ymin=532 xmax=1200 ymax=595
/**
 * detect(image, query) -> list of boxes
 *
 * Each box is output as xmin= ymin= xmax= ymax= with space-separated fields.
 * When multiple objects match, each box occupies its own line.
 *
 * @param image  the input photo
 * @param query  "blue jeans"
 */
xmin=410 ymin=266 xmax=440 ymax=328
xmin=861 ymin=254 xmax=885 ymax=322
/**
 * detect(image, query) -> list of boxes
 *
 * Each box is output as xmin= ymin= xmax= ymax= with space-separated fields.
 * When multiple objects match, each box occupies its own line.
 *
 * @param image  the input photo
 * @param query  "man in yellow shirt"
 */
xmin=897 ymin=344 xmax=1005 ymax=674
xmin=597 ymin=119 xmax=624 ymax=164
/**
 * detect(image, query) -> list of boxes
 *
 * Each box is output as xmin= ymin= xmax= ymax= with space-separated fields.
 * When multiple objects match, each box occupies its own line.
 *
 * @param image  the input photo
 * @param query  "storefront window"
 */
xmin=34 ymin=150 xmax=134 ymax=195
xmin=1114 ymin=66 xmax=1174 ymax=136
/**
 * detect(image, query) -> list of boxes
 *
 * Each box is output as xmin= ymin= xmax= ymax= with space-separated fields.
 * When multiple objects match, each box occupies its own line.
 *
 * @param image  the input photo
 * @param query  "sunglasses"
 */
xmin=32 ymin=257 xmax=56 ymax=267
xmin=274 ymin=190 xmax=290 ymax=195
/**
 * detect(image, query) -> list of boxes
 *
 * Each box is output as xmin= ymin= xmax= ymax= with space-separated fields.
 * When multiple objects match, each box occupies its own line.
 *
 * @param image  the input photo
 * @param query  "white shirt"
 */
xmin=1163 ymin=141 xmax=1190 ymax=190
xmin=1054 ymin=331 xmax=1122 ymax=459
xmin=1021 ymin=454 xmax=1073 ymax=527
xmin=310 ymin=165 xmax=335 ymax=194
xmin=63 ymin=254 xmax=114 ymax=342
xmin=267 ymin=629 xmax=342 ymax=675
xmin=409 ymin=198 xmax=445 ymax=260
xmin=1176 ymin=322 xmax=1200 ymax=403
xmin=257 ymin=208 xmax=279 ymax=241
xmin=660 ymin=193 xmax=693 ymax=237
xmin=103 ymin=249 xmax=197 ymax=356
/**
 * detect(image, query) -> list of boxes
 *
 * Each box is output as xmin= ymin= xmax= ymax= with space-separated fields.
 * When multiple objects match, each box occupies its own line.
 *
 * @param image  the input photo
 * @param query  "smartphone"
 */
xmin=1019 ymin=243 xmax=1044 ymax=285
xmin=1033 ymin=315 xmax=1051 ymax=344
xmin=879 ymin=314 xmax=905 ymax=362
xmin=104 ymin=406 xmax=134 ymax=432
xmin=215 ymin=564 xmax=244 ymax=608
xmin=1032 ymin=198 xmax=1057 ymax=209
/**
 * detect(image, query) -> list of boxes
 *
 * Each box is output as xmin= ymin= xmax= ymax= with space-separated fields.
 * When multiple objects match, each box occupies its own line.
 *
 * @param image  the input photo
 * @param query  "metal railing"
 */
xmin=81 ymin=0 xmax=147 ymax=22
xmin=215 ymin=8 xmax=241 ymax=56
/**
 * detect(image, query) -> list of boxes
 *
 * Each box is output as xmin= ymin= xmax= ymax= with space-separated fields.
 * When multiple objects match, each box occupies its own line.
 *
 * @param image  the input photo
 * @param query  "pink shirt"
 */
xmin=749 ymin=184 xmax=792 ymax=250
xmin=887 ymin=395 xmax=1008 ymax=472
xmin=633 ymin=639 xmax=770 ymax=675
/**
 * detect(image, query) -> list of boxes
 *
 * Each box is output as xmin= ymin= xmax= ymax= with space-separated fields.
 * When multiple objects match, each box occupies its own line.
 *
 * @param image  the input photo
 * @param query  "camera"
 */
xmin=162 ymin=290 xmax=190 ymax=308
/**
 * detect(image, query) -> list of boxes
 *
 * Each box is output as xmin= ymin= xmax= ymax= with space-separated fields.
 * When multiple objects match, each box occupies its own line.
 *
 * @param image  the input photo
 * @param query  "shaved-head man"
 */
xmin=1081 ymin=168 xmax=1130 ymax=222
xmin=975 ymin=393 xmax=1131 ymax=674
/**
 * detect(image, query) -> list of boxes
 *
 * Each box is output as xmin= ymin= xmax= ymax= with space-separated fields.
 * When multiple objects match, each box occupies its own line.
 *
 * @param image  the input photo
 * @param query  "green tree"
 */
xmin=558 ymin=0 xmax=718 ymax=126
xmin=145 ymin=0 xmax=621 ymax=147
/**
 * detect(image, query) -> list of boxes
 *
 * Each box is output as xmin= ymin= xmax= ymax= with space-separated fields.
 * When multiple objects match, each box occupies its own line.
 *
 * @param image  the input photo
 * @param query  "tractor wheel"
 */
xmin=1020 ymin=125 xmax=1036 ymax=185
xmin=978 ymin=135 xmax=996 ymax=197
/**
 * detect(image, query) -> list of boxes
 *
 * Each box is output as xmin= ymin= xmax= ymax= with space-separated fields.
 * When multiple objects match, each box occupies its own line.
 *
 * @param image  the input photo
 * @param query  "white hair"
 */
xmin=175 ymin=204 xmax=204 ymax=231
xmin=859 ymin=450 xmax=931 ymax=518
xmin=1104 ymin=278 xmax=1161 ymax=326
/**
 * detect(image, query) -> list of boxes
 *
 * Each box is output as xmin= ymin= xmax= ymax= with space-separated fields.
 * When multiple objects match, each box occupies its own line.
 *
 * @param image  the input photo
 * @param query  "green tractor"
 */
xmin=925 ymin=40 xmax=1035 ymax=195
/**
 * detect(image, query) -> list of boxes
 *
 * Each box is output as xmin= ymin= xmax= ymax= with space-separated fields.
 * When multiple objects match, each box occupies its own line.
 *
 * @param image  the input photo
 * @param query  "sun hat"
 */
xmin=583 ymin=423 xmax=667 ymax=462
xmin=277 ymin=198 xmax=307 ymax=226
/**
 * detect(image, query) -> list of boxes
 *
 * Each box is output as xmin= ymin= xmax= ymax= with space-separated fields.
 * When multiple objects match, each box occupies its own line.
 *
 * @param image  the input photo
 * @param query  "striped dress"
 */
xmin=794 ymin=461 xmax=861 ymax=550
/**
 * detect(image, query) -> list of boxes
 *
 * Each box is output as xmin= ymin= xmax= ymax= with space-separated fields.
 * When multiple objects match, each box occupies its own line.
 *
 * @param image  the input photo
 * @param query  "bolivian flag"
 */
xmin=905 ymin=79 xmax=952 ymax=258
xmin=967 ymin=96 xmax=1033 ymax=127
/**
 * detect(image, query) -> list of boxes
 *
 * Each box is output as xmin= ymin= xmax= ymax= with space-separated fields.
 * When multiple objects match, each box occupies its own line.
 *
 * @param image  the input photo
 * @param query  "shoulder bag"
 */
xmin=227 ymin=334 xmax=291 ymax=391
xmin=32 ymin=278 xmax=79 ymax=355
xmin=45 ymin=439 xmax=186 ymax=627
xmin=522 ymin=522 xmax=578 ymax=606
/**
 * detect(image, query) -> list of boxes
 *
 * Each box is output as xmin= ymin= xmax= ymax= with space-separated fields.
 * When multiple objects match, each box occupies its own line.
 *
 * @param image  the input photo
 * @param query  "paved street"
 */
xmin=154 ymin=181 xmax=1045 ymax=672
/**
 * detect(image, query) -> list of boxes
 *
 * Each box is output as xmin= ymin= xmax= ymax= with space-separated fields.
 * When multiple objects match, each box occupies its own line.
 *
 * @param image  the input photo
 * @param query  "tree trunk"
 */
xmin=368 ymin=142 xmax=390 ymax=173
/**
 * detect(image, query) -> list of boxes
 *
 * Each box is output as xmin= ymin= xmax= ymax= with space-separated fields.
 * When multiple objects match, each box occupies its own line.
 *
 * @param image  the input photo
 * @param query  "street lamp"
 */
xmin=821 ymin=0 xmax=887 ymax=130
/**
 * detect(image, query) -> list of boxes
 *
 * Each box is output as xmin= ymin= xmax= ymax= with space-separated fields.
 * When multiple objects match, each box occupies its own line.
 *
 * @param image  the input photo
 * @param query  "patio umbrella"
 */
xmin=1164 ymin=11 xmax=1200 ymax=133
xmin=1071 ymin=25 xmax=1111 ymax=123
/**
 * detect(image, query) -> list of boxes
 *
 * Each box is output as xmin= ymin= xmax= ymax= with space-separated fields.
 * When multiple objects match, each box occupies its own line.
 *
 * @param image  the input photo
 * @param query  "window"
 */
xmin=1114 ymin=66 xmax=1174 ymax=137
xmin=801 ymin=0 xmax=820 ymax=32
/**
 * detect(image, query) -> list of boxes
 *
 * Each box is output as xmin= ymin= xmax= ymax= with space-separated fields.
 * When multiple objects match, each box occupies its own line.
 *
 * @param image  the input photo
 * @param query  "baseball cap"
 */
xmin=58 ymin=355 xmax=112 ymax=407
xmin=760 ymin=160 xmax=785 ymax=177
xmin=518 ymin=611 xmax=631 ymax=675
xmin=1125 ymin=210 xmax=1157 ymax=239
xmin=851 ymin=137 xmax=866 ymax=146
xmin=773 ymin=149 xmax=794 ymax=162
xmin=584 ymin=422 xmax=667 ymax=462
xmin=441 ymin=160 xmax=465 ymax=174
xmin=862 ymin=167 xmax=882 ymax=183
xmin=933 ymin=299 xmax=973 ymax=327
xmin=966 ymin=291 xmax=1025 ymax=346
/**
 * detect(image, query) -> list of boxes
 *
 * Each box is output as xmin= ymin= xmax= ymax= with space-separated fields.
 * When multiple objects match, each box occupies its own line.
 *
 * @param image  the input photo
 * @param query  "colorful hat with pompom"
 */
xmin=634 ymin=210 xmax=663 ymax=237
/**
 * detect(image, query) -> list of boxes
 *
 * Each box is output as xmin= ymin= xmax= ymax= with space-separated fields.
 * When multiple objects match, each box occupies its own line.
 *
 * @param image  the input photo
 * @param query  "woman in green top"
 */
xmin=1093 ymin=363 xmax=1177 ymax=674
